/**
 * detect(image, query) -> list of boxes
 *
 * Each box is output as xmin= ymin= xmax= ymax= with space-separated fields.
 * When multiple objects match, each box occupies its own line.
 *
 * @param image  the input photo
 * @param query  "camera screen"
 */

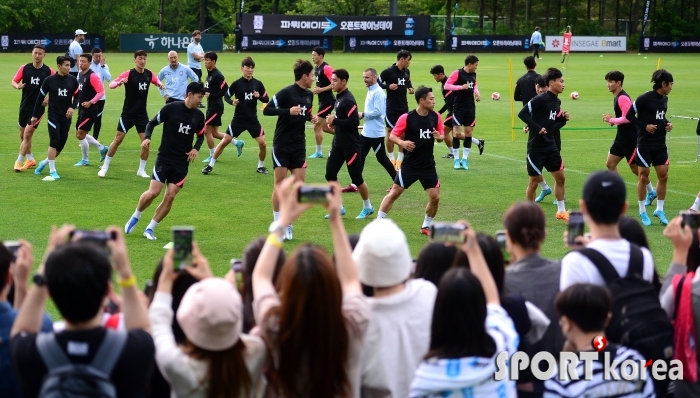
xmin=567 ymin=212 xmax=585 ymax=245
xmin=298 ymin=186 xmax=332 ymax=204
xmin=681 ymin=211 xmax=700 ymax=229
xmin=172 ymin=227 xmax=194 ymax=271
xmin=430 ymin=223 xmax=466 ymax=243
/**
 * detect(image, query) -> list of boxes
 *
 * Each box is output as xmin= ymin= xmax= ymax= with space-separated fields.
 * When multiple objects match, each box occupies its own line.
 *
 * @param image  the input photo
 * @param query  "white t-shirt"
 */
xmin=187 ymin=42 xmax=204 ymax=69
xmin=69 ymin=41 xmax=82 ymax=72
xmin=560 ymin=239 xmax=655 ymax=291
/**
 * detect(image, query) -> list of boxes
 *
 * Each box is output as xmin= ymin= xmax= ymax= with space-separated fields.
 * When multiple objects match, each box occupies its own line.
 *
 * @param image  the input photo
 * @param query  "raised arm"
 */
xmin=263 ymin=90 xmax=290 ymax=116
xmin=444 ymin=69 xmax=463 ymax=91
xmin=208 ymin=78 xmax=228 ymax=100
xmin=101 ymin=64 xmax=112 ymax=81
xmin=258 ymin=82 xmax=269 ymax=103
xmin=460 ymin=222 xmax=500 ymax=305
xmin=518 ymin=99 xmax=543 ymax=133
xmin=144 ymin=109 xmax=166 ymax=140
xmin=331 ymin=101 xmax=360 ymax=127
xmin=88 ymin=73 xmax=105 ymax=104
xmin=327 ymin=182 xmax=362 ymax=295
xmin=609 ymin=95 xmax=632 ymax=125
xmin=109 ymin=70 xmax=130 ymax=89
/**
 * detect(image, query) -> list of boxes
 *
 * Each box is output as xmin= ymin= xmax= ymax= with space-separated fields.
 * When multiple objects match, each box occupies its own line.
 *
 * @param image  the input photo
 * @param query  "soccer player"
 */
xmin=203 ymin=56 xmax=267 ymax=175
xmin=377 ymin=86 xmax=445 ymax=234
xmin=308 ymin=46 xmax=335 ymax=159
xmin=99 ymin=50 xmax=165 ymax=178
xmin=124 ymin=82 xmax=206 ymax=240
xmin=379 ymin=50 xmax=414 ymax=170
xmin=32 ymin=56 xmax=80 ymax=181
xmin=518 ymin=68 xmax=570 ymax=221
xmin=89 ymin=48 xmax=111 ymax=140
xmin=73 ymin=53 xmax=108 ymax=166
xmin=263 ymin=59 xmax=316 ymax=241
xmin=324 ymin=69 xmax=373 ymax=219
xmin=158 ymin=51 xmax=199 ymax=103
xmin=12 ymin=44 xmax=53 ymax=172
xmin=430 ymin=64 xmax=459 ymax=160
xmin=602 ymin=70 xmax=656 ymax=204
xmin=444 ymin=55 xmax=486 ymax=170
xmin=200 ymin=52 xmax=228 ymax=164
xmin=68 ymin=29 xmax=85 ymax=77
xmin=626 ymin=69 xmax=674 ymax=226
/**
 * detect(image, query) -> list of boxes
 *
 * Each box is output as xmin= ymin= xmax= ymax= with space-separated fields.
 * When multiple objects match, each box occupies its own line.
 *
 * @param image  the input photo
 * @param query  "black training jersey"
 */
xmin=145 ymin=101 xmax=206 ymax=164
xmin=518 ymin=91 xmax=566 ymax=153
xmin=438 ymin=76 xmax=454 ymax=115
xmin=613 ymin=90 xmax=636 ymax=145
xmin=391 ymin=110 xmax=444 ymax=169
xmin=315 ymin=62 xmax=335 ymax=105
xmin=263 ymin=83 xmax=314 ymax=149
xmin=113 ymin=69 xmax=160 ymax=116
xmin=514 ymin=70 xmax=539 ymax=106
xmin=379 ymin=64 xmax=412 ymax=113
xmin=77 ymin=69 xmax=104 ymax=105
xmin=626 ymin=90 xmax=669 ymax=147
xmin=225 ymin=76 xmax=269 ymax=120
xmin=33 ymin=73 xmax=79 ymax=119
xmin=205 ymin=67 xmax=228 ymax=110
xmin=445 ymin=68 xmax=477 ymax=111
xmin=331 ymin=89 xmax=361 ymax=151
xmin=13 ymin=63 xmax=54 ymax=111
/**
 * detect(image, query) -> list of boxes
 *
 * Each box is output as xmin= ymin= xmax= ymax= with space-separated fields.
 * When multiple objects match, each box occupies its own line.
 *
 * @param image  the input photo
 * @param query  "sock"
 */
xmin=209 ymin=148 xmax=215 ymax=157
xmin=539 ymin=181 xmax=550 ymax=190
xmin=231 ymin=138 xmax=238 ymax=145
xmin=389 ymin=152 xmax=395 ymax=161
xmin=638 ymin=200 xmax=646 ymax=213
xmin=258 ymin=160 xmax=265 ymax=168
xmin=48 ymin=160 xmax=56 ymax=173
xmin=208 ymin=158 xmax=217 ymax=167
xmin=146 ymin=219 xmax=159 ymax=231
xmin=378 ymin=211 xmax=387 ymax=219
xmin=79 ymin=139 xmax=89 ymax=160
xmin=463 ymin=148 xmax=471 ymax=160
xmin=316 ymin=145 xmax=322 ymax=154
xmin=452 ymin=138 xmax=460 ymax=149
xmin=138 ymin=159 xmax=147 ymax=172
xmin=451 ymin=147 xmax=458 ymax=157
xmin=397 ymin=152 xmax=404 ymax=161
xmin=646 ymin=183 xmax=654 ymax=193
xmin=556 ymin=200 xmax=566 ymax=213
xmin=273 ymin=211 xmax=280 ymax=221
xmin=693 ymin=197 xmax=700 ymax=211
xmin=103 ymin=156 xmax=112 ymax=169
xmin=471 ymin=137 xmax=480 ymax=144
xmin=421 ymin=215 xmax=434 ymax=229
xmin=132 ymin=209 xmax=142 ymax=219
xmin=656 ymin=199 xmax=665 ymax=212
xmin=363 ymin=199 xmax=372 ymax=209
xmin=85 ymin=134 xmax=102 ymax=149
xmin=16 ymin=155 xmax=25 ymax=163
xmin=26 ymin=153 xmax=34 ymax=161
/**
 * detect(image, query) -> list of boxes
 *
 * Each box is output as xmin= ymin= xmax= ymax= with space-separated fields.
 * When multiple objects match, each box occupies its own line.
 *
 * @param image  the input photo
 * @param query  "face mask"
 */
xmin=194 ymin=38 xmax=201 ymax=43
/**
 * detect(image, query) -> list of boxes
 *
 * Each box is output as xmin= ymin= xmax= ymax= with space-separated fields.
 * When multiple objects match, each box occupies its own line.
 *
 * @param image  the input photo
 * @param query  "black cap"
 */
xmin=582 ymin=171 xmax=626 ymax=207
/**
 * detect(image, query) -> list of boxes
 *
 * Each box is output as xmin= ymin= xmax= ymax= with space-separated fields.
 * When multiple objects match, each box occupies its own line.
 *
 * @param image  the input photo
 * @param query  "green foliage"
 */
xmin=653 ymin=8 xmax=700 ymax=37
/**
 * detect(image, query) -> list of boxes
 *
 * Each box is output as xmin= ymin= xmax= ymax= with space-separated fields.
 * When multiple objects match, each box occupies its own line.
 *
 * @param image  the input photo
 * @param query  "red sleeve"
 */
xmin=13 ymin=65 xmax=24 ymax=83
xmin=609 ymin=95 xmax=632 ymax=125
xmin=151 ymin=72 xmax=161 ymax=86
xmin=323 ymin=65 xmax=333 ymax=83
xmin=49 ymin=68 xmax=55 ymax=75
xmin=391 ymin=114 xmax=408 ymax=136
xmin=89 ymin=73 xmax=105 ymax=103
xmin=444 ymin=70 xmax=462 ymax=91
xmin=109 ymin=70 xmax=130 ymax=88
xmin=435 ymin=112 xmax=444 ymax=134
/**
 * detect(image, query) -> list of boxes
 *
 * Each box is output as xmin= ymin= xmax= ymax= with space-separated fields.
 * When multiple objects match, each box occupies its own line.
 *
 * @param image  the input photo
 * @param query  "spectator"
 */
xmin=410 ymin=222 xmax=518 ymax=397
xmin=150 ymin=245 xmax=266 ymax=398
xmin=354 ymin=218 xmax=437 ymax=398
xmin=69 ymin=29 xmax=86 ymax=77
xmin=560 ymin=171 xmax=655 ymax=289
xmin=234 ymin=23 xmax=243 ymax=53
xmin=413 ymin=243 xmax=458 ymax=286
xmin=619 ymin=215 xmax=650 ymax=249
xmin=10 ymin=225 xmax=154 ymax=398
xmin=253 ymin=178 xmax=369 ymax=397
xmin=530 ymin=27 xmax=542 ymax=60
xmin=543 ymin=284 xmax=655 ymax=396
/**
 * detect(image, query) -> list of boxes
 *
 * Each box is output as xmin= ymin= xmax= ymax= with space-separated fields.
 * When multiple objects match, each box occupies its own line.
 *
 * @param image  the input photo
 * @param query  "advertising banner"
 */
xmin=544 ymin=36 xmax=626 ymax=52
xmin=120 ymin=34 xmax=223 ymax=52
xmin=344 ymin=36 xmax=436 ymax=52
xmin=1 ymin=33 xmax=105 ymax=52
xmin=448 ymin=35 xmax=531 ymax=52
xmin=240 ymin=35 xmax=331 ymax=52
xmin=640 ymin=37 xmax=700 ymax=52
xmin=242 ymin=13 xmax=430 ymax=37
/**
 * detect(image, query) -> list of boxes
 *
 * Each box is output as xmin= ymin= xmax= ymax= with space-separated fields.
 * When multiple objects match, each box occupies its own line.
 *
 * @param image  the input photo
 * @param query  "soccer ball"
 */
xmin=570 ymin=91 xmax=579 ymax=100
xmin=491 ymin=92 xmax=501 ymax=100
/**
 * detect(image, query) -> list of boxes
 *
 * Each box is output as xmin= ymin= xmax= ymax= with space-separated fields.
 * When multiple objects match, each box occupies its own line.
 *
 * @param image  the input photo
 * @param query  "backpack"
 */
xmin=64 ymin=49 xmax=76 ymax=68
xmin=36 ymin=329 xmax=127 ymax=398
xmin=578 ymin=244 xmax=674 ymax=397
xmin=672 ymin=272 xmax=698 ymax=382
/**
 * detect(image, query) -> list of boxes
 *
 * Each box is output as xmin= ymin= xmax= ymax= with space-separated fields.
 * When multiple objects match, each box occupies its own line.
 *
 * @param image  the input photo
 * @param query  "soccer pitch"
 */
xmin=2 ymin=51 xmax=699 ymax=289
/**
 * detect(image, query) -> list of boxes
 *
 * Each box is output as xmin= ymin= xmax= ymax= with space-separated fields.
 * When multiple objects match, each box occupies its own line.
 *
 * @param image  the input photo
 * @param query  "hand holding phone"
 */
xmin=567 ymin=212 xmax=585 ymax=246
xmin=3 ymin=241 xmax=21 ymax=263
xmin=680 ymin=211 xmax=700 ymax=229
xmin=298 ymin=185 xmax=333 ymax=204
xmin=495 ymin=230 xmax=510 ymax=264
xmin=430 ymin=223 xmax=467 ymax=243
xmin=172 ymin=226 xmax=194 ymax=272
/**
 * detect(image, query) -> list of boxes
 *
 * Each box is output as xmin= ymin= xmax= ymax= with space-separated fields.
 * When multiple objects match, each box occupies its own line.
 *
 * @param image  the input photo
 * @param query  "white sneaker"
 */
xmin=98 ymin=167 xmax=107 ymax=178
xmin=284 ymin=225 xmax=293 ymax=241
xmin=136 ymin=170 xmax=150 ymax=178
xmin=143 ymin=229 xmax=157 ymax=240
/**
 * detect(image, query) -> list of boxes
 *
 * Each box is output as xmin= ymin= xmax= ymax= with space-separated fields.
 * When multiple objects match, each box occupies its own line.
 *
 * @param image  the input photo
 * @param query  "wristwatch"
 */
xmin=33 ymin=274 xmax=47 ymax=287
xmin=268 ymin=221 xmax=285 ymax=236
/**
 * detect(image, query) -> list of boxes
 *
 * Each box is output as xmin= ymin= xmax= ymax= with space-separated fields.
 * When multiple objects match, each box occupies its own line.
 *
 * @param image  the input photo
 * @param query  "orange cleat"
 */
xmin=21 ymin=159 xmax=37 ymax=170
xmin=556 ymin=211 xmax=570 ymax=222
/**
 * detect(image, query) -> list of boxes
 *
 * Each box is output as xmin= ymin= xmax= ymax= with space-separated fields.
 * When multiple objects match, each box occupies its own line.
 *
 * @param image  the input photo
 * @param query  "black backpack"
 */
xmin=578 ymin=244 xmax=673 ymax=397
xmin=64 ymin=49 xmax=76 ymax=68
xmin=36 ymin=329 xmax=127 ymax=398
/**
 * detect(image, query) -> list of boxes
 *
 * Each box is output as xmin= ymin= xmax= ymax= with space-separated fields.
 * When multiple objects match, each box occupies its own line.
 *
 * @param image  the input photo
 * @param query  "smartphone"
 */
xmin=231 ymin=258 xmax=243 ymax=273
xmin=172 ymin=226 xmax=194 ymax=272
xmin=495 ymin=230 xmax=510 ymax=263
xmin=680 ymin=211 xmax=700 ymax=229
xmin=3 ymin=241 xmax=20 ymax=263
xmin=69 ymin=230 xmax=115 ymax=248
xmin=298 ymin=185 xmax=332 ymax=204
xmin=567 ymin=211 xmax=585 ymax=246
xmin=430 ymin=223 xmax=467 ymax=243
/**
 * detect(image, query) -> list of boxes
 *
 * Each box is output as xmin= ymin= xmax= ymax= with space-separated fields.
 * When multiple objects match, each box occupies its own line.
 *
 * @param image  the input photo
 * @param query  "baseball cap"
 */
xmin=176 ymin=278 xmax=242 ymax=351
xmin=582 ymin=170 xmax=626 ymax=208
xmin=352 ymin=219 xmax=412 ymax=287
xmin=75 ymin=29 xmax=87 ymax=35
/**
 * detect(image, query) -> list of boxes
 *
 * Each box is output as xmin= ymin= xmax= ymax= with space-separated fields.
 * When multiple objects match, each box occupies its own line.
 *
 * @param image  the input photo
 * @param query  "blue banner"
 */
xmin=1 ymin=33 xmax=105 ymax=52
xmin=344 ymin=36 xmax=436 ymax=52
xmin=241 ymin=35 xmax=331 ymax=52
xmin=448 ymin=35 xmax=531 ymax=52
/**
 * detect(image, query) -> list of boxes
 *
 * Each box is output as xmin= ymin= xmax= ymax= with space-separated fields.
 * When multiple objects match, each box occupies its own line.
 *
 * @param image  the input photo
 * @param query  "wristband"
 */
xmin=118 ymin=274 xmax=137 ymax=289
xmin=266 ymin=233 xmax=284 ymax=249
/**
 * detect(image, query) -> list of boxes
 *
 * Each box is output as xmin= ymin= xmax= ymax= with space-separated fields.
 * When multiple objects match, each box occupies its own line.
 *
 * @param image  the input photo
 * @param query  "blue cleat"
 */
xmin=461 ymin=158 xmax=469 ymax=170
xmin=74 ymin=159 xmax=90 ymax=167
xmin=99 ymin=145 xmax=109 ymax=162
xmin=453 ymin=159 xmax=460 ymax=169
xmin=653 ymin=210 xmax=669 ymax=225
xmin=639 ymin=212 xmax=652 ymax=226
xmin=325 ymin=207 xmax=346 ymax=219
xmin=201 ymin=156 xmax=212 ymax=163
xmin=235 ymin=140 xmax=245 ymax=157
xmin=308 ymin=152 xmax=323 ymax=159
xmin=645 ymin=190 xmax=657 ymax=206
xmin=356 ymin=207 xmax=374 ymax=219
xmin=143 ymin=229 xmax=157 ymax=240
xmin=49 ymin=171 xmax=60 ymax=180
xmin=35 ymin=160 xmax=47 ymax=175
xmin=535 ymin=188 xmax=552 ymax=203
xmin=124 ymin=217 xmax=140 ymax=234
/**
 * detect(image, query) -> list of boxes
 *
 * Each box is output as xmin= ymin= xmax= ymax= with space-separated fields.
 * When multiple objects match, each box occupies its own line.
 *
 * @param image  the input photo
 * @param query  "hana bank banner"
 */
xmin=120 ymin=34 xmax=223 ymax=52
xmin=545 ymin=36 xmax=626 ymax=52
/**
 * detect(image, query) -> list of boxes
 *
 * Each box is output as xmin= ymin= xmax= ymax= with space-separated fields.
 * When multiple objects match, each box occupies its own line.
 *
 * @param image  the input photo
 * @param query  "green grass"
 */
xmin=1 ymin=52 xmax=699 ymax=306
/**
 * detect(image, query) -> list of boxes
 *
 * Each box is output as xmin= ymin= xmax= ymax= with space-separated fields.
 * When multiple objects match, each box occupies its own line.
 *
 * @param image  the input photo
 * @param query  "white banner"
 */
xmin=544 ymin=36 xmax=626 ymax=52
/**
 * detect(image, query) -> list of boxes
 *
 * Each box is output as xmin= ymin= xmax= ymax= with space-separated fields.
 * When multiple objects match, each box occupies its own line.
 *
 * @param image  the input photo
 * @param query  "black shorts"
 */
xmin=385 ymin=111 xmax=406 ymax=129
xmin=272 ymin=146 xmax=306 ymax=170
xmin=326 ymin=146 xmax=364 ymax=186
xmin=527 ymin=151 xmax=564 ymax=176
xmin=317 ymin=102 xmax=335 ymax=118
xmin=18 ymin=109 xmax=42 ymax=128
xmin=47 ymin=117 xmax=71 ymax=152
xmin=395 ymin=167 xmax=440 ymax=190
xmin=152 ymin=159 xmax=189 ymax=188
xmin=609 ymin=137 xmax=637 ymax=162
xmin=634 ymin=146 xmax=669 ymax=168
xmin=453 ymin=109 xmax=476 ymax=127
xmin=205 ymin=107 xmax=224 ymax=127
xmin=443 ymin=113 xmax=454 ymax=128
xmin=76 ymin=109 xmax=98 ymax=132
xmin=226 ymin=119 xmax=264 ymax=139
xmin=117 ymin=114 xmax=149 ymax=134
